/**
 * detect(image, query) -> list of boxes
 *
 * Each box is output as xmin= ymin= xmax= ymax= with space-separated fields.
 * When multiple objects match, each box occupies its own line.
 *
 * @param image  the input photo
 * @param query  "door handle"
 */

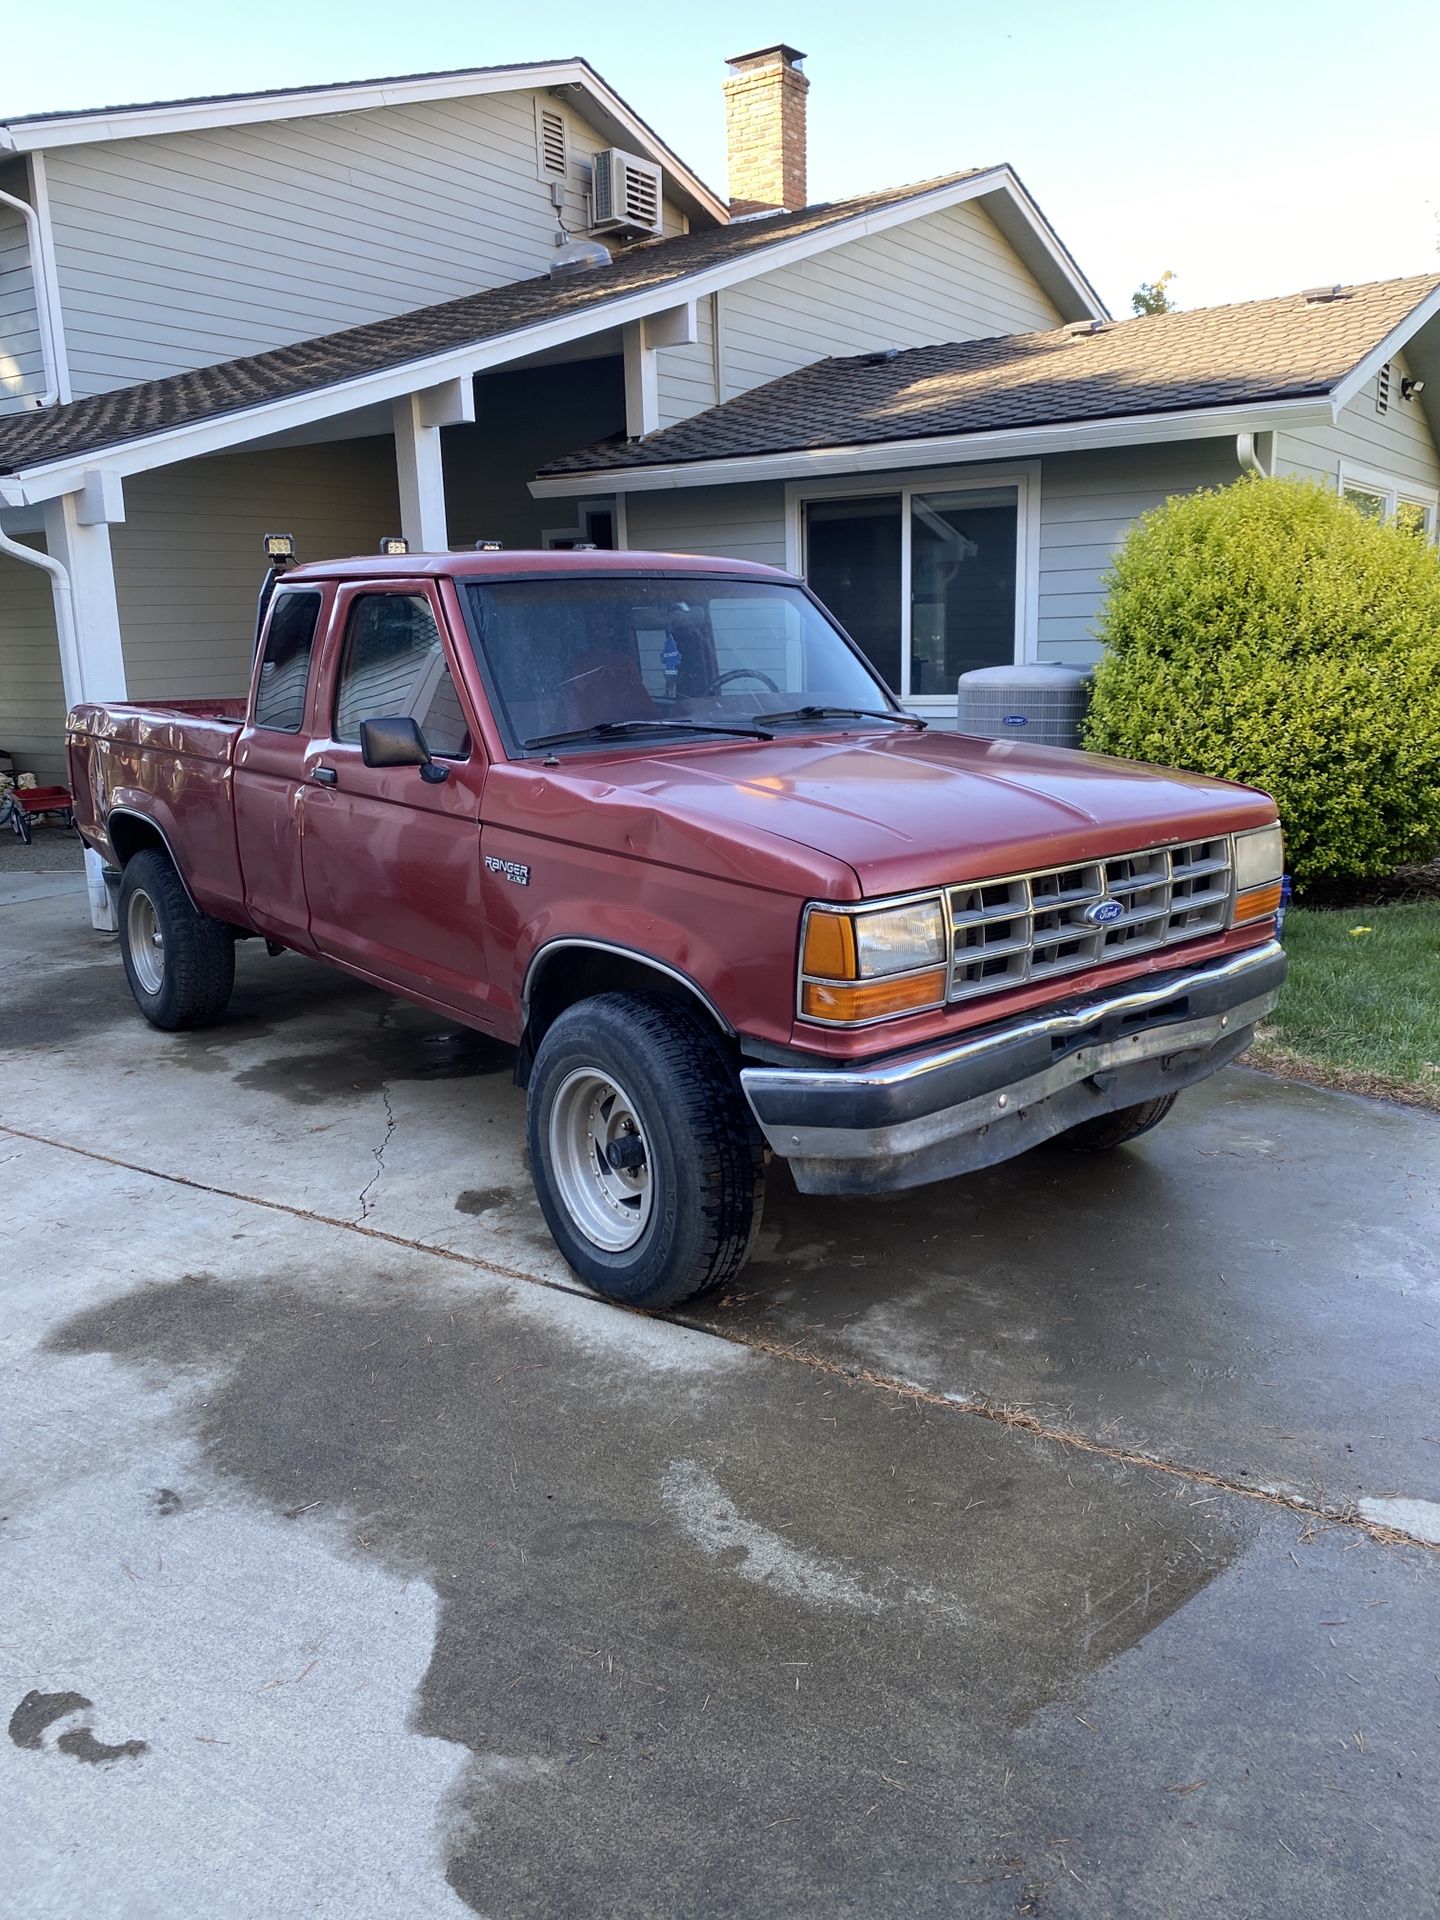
xmin=310 ymin=765 xmax=338 ymax=786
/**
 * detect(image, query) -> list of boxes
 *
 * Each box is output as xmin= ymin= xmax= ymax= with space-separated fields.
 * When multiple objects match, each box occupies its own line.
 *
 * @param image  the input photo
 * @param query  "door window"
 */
xmin=333 ymin=593 xmax=471 ymax=757
xmin=253 ymin=589 xmax=322 ymax=732
xmin=803 ymin=496 xmax=903 ymax=691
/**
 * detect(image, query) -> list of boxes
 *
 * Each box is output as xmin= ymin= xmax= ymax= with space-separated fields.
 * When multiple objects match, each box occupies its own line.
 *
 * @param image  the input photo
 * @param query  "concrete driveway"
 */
xmin=3 ymin=870 xmax=1438 ymax=1919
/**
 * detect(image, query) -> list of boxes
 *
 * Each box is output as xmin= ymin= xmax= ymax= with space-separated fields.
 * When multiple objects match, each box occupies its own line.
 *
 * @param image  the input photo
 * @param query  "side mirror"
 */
xmin=358 ymin=715 xmax=449 ymax=783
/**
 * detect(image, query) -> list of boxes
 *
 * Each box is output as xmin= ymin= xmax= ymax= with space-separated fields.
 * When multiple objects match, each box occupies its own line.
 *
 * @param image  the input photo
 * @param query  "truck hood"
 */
xmin=507 ymin=729 xmax=1276 ymax=898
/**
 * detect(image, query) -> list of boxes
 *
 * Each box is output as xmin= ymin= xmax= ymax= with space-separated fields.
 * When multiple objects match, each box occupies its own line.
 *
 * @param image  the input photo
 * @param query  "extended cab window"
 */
xmin=254 ymin=589 xmax=322 ymax=732
xmin=334 ymin=593 xmax=471 ymax=757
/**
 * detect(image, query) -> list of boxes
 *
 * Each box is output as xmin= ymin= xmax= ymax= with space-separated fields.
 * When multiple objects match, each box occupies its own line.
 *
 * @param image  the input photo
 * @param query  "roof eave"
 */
xmin=527 ymin=396 xmax=1335 ymax=497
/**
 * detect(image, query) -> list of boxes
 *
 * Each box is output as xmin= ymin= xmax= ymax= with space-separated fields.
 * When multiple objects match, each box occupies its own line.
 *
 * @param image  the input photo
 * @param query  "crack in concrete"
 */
xmin=5 ymin=1119 xmax=1437 ymax=1556
xmin=356 ymin=1085 xmax=396 ymax=1223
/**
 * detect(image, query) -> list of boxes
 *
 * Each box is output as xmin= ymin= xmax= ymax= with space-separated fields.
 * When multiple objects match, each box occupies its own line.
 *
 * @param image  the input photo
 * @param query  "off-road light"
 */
xmin=379 ymin=536 xmax=409 ymax=556
xmin=262 ymin=533 xmax=294 ymax=562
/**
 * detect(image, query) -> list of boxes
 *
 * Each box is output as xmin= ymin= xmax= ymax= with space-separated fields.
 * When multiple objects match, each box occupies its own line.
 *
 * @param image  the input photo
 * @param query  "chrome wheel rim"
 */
xmin=547 ymin=1068 xmax=653 ymax=1252
xmin=127 ymin=889 xmax=165 ymax=995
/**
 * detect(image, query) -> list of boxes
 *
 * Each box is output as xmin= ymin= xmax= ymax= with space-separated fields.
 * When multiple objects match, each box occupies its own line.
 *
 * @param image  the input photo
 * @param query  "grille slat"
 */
xmin=945 ymin=837 xmax=1232 ymax=1004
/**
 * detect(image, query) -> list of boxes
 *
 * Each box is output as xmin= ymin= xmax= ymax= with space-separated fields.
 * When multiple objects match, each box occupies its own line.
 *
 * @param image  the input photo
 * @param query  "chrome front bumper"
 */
xmin=741 ymin=940 xmax=1287 ymax=1195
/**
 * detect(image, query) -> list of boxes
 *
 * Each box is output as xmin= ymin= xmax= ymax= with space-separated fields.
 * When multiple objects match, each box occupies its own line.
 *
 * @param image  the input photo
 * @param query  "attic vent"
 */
xmin=536 ymin=100 xmax=569 ymax=182
xmin=1064 ymin=319 xmax=1110 ymax=338
xmin=1303 ymin=283 xmax=1345 ymax=303
xmin=591 ymin=148 xmax=664 ymax=238
xmin=1376 ymin=360 xmax=1391 ymax=415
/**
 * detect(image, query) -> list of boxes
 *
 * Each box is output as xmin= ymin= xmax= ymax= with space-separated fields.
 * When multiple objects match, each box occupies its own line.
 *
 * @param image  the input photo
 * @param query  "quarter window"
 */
xmin=334 ymin=593 xmax=471 ymax=757
xmin=253 ymin=590 xmax=322 ymax=733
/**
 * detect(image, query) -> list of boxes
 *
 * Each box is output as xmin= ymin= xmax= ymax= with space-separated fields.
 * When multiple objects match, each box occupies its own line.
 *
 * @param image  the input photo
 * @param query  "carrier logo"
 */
xmin=1001 ymin=714 xmax=1029 ymax=727
xmin=485 ymin=855 xmax=530 ymax=886
xmin=1082 ymin=898 xmax=1126 ymax=926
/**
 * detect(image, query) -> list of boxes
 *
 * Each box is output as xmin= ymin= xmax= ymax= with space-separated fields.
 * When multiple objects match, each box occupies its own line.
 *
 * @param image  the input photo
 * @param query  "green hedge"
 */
xmin=1082 ymin=476 xmax=1440 ymax=885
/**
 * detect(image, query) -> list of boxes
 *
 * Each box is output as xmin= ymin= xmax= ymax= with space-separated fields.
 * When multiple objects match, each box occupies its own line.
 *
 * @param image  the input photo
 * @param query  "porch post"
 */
xmin=392 ymin=379 xmax=474 ymax=552
xmin=42 ymin=475 xmax=128 ymax=931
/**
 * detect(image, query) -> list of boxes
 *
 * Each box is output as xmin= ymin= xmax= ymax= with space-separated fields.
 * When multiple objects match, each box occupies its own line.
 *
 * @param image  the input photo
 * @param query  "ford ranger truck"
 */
xmin=67 ymin=546 xmax=1287 ymax=1310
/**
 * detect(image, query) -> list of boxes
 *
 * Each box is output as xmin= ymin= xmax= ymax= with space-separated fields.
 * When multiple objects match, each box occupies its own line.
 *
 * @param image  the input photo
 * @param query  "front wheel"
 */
xmin=1058 ymin=1093 xmax=1178 ymax=1152
xmin=526 ymin=992 xmax=765 ymax=1309
xmin=117 ymin=847 xmax=236 ymax=1030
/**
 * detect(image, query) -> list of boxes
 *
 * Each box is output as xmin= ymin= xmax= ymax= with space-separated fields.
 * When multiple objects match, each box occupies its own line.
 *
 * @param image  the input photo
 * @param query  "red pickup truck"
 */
xmin=68 ymin=547 xmax=1286 ymax=1308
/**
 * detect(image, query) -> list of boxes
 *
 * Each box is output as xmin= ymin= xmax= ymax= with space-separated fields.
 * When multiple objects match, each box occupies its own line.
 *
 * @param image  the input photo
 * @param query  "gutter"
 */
xmin=0 ymin=183 xmax=62 ymax=409
xmin=529 ymin=397 xmax=1332 ymax=497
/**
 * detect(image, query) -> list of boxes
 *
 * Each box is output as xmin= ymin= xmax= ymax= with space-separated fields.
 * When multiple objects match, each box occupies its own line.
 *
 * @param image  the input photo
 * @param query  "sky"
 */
xmin=6 ymin=0 xmax=1438 ymax=316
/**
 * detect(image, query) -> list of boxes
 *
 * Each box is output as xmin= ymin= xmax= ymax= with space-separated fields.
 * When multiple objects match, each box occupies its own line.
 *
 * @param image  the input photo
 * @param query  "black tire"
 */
xmin=117 ymin=847 xmax=235 ymax=1030
xmin=526 ymin=991 xmax=765 ymax=1310
xmin=1059 ymin=1093 xmax=1179 ymax=1152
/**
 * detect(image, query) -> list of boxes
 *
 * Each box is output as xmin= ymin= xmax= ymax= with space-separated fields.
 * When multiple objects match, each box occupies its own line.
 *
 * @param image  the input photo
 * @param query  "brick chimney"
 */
xmin=723 ymin=44 xmax=809 ymax=215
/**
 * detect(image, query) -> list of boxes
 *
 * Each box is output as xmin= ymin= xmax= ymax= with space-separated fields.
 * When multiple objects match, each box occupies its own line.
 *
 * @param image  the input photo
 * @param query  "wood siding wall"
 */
xmin=623 ymin=483 xmax=789 ymax=569
xmin=649 ymin=201 xmax=1066 ymax=430
xmin=111 ymin=440 xmax=400 ymax=702
xmin=0 ymin=163 xmax=44 ymax=412
xmin=1275 ymin=352 xmax=1440 ymax=494
xmin=41 ymin=92 xmax=688 ymax=397
xmin=0 ymin=539 xmax=67 ymax=783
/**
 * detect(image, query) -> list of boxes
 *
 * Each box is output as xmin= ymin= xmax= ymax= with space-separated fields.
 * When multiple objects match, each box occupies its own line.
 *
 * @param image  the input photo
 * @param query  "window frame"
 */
xmin=251 ymin=586 xmax=324 ymax=735
xmin=784 ymin=462 xmax=1042 ymax=714
xmin=330 ymin=586 xmax=473 ymax=761
xmin=1338 ymin=460 xmax=1439 ymax=541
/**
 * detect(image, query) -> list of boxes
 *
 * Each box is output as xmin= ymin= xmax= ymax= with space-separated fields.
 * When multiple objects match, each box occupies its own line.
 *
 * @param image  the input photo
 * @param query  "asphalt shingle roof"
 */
xmin=538 ymin=275 xmax=1440 ymax=477
xmin=0 ymin=174 xmax=983 ymax=477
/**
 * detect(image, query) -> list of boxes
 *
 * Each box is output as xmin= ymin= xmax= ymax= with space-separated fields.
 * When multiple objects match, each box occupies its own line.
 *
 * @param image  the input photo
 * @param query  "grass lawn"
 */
xmin=1249 ymin=902 xmax=1440 ymax=1111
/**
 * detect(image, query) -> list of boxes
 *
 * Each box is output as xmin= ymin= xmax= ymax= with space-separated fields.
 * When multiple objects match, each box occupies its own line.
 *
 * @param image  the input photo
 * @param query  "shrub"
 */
xmin=1082 ymin=476 xmax=1440 ymax=886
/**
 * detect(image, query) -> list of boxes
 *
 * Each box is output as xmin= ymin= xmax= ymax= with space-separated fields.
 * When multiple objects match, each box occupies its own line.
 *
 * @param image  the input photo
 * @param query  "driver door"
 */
xmin=298 ymin=581 xmax=490 ymax=1016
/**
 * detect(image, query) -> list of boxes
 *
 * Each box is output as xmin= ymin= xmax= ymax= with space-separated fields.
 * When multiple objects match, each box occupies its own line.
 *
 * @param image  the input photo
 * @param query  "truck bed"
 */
xmin=68 ymin=697 xmax=249 ymax=923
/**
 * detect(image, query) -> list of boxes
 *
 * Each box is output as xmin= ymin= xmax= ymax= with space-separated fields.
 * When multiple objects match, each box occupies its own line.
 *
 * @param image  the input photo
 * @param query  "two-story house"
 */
xmin=2 ymin=44 xmax=1438 ymax=825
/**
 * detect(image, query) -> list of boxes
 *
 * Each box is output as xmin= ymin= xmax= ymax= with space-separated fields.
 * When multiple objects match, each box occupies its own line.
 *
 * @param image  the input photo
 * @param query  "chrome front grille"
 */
xmin=947 ymin=838 xmax=1233 ymax=1003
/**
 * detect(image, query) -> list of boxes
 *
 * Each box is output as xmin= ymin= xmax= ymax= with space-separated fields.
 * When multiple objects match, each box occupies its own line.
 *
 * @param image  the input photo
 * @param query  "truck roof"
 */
xmin=284 ymin=549 xmax=796 ymax=583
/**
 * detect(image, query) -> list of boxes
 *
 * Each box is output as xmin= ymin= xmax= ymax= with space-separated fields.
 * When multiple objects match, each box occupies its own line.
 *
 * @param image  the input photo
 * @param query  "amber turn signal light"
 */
xmin=801 ymin=968 xmax=948 ymax=1023
xmin=1233 ymin=879 xmax=1284 ymax=925
xmin=801 ymin=911 xmax=858 ymax=981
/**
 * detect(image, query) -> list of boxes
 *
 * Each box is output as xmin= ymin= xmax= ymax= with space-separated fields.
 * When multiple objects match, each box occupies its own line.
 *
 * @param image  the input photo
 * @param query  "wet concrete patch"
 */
xmin=41 ymin=1263 xmax=1275 ymax=1916
xmin=8 ymin=1690 xmax=93 ymax=1750
xmin=233 ymin=1011 xmax=513 ymax=1105
xmin=454 ymin=1187 xmax=517 ymax=1216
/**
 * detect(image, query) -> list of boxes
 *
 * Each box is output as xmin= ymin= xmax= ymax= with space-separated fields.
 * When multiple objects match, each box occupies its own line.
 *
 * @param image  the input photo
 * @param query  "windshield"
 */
xmin=459 ymin=576 xmax=896 ymax=751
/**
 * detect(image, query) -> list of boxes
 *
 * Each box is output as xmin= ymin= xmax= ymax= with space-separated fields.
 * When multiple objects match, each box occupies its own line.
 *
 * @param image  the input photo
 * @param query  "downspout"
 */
xmin=0 ymin=520 xmax=112 ymax=928
xmin=1236 ymin=431 xmax=1271 ymax=477
xmin=0 ymin=183 xmax=62 ymax=409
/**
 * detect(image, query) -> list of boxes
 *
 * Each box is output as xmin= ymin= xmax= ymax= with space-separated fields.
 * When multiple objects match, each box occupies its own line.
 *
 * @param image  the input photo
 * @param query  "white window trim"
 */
xmin=1338 ymin=459 xmax=1439 ymax=538
xmin=784 ymin=462 xmax=1042 ymax=712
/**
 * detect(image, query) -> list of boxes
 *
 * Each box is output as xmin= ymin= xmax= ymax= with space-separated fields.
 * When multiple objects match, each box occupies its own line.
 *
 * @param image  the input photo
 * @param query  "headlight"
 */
xmin=1231 ymin=823 xmax=1285 ymax=926
xmin=800 ymin=896 xmax=949 ymax=1024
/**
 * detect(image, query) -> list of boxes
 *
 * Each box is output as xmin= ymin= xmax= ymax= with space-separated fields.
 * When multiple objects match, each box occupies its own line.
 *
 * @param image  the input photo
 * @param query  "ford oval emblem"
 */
xmin=1001 ymin=714 xmax=1029 ymax=727
xmin=1083 ymin=899 xmax=1126 ymax=926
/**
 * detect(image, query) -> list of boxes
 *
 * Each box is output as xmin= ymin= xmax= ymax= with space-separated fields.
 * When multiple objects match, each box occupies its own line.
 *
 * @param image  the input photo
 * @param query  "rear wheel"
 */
xmin=117 ymin=847 xmax=235 ymax=1030
xmin=1058 ymin=1093 xmax=1178 ymax=1152
xmin=527 ymin=992 xmax=764 ymax=1309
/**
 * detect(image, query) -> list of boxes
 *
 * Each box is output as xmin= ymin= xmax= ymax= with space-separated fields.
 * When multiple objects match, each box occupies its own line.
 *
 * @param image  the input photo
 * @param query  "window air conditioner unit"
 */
xmin=591 ymin=148 xmax=663 ymax=238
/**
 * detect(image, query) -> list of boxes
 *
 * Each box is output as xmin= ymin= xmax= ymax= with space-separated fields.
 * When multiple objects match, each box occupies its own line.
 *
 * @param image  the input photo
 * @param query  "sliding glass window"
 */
xmin=801 ymin=479 xmax=1025 ymax=704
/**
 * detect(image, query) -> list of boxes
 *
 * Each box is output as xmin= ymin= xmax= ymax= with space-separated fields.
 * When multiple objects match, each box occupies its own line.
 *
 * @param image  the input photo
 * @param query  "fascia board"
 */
xmin=527 ymin=398 xmax=1332 ymax=497
xmin=1328 ymin=282 xmax=1440 ymax=416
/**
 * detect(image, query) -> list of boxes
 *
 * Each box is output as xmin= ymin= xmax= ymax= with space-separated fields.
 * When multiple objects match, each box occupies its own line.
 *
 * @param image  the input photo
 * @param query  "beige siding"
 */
xmin=0 ymin=163 xmax=44 ymax=411
xmin=111 ymin=439 xmax=400 ymax=701
xmin=0 ymin=539 xmax=67 ymax=783
xmin=655 ymin=294 xmax=717 ymax=428
xmin=1036 ymin=441 xmax=1242 ymax=668
xmin=43 ymin=91 xmax=689 ymax=396
xmin=717 ymin=202 xmax=1065 ymax=403
xmin=623 ymin=483 xmax=789 ymax=569
xmin=1275 ymin=352 xmax=1440 ymax=494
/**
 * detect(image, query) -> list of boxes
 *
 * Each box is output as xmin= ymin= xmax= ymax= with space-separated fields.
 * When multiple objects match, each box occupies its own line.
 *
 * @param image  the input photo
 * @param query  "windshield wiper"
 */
xmin=753 ymin=704 xmax=928 ymax=732
xmin=522 ymin=718 xmax=774 ymax=750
